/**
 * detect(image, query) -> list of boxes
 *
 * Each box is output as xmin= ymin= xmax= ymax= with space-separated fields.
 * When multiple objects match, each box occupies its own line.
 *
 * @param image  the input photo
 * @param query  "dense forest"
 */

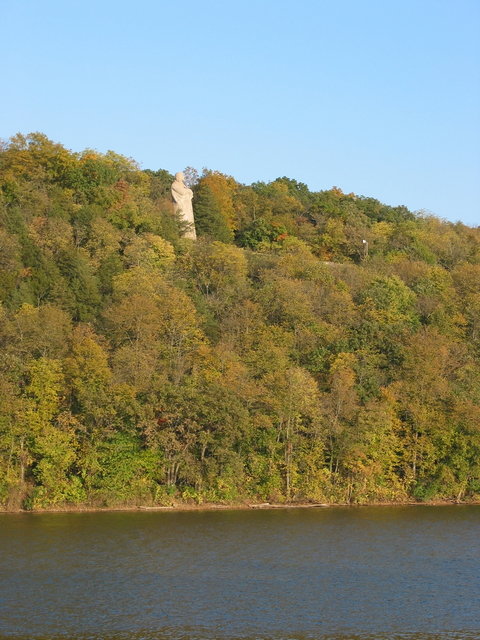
xmin=0 ymin=133 xmax=479 ymax=510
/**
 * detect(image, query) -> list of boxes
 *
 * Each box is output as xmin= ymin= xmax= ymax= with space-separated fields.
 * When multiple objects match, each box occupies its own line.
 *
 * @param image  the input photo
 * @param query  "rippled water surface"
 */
xmin=0 ymin=506 xmax=479 ymax=640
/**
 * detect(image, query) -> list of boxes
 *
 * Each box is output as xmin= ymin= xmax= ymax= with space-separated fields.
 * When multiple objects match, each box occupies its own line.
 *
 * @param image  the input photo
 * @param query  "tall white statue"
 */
xmin=171 ymin=172 xmax=196 ymax=240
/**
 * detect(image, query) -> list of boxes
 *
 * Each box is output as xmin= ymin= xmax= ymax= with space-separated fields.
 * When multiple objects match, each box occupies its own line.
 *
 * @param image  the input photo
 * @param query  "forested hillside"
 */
xmin=1 ymin=133 xmax=479 ymax=510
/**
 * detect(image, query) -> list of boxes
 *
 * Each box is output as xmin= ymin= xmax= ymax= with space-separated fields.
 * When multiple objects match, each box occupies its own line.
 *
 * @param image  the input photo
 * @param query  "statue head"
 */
xmin=175 ymin=172 xmax=185 ymax=183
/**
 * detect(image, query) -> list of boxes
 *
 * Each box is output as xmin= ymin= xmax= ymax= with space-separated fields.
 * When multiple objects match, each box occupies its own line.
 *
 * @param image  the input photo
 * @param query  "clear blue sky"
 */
xmin=2 ymin=0 xmax=479 ymax=226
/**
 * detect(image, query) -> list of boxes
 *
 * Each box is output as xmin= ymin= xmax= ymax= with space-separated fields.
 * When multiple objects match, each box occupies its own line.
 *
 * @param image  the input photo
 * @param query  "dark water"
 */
xmin=0 ymin=506 xmax=479 ymax=640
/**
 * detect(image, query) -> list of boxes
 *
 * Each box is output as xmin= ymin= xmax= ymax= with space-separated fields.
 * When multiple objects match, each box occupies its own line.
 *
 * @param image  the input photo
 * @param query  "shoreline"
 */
xmin=1 ymin=498 xmax=478 ymax=515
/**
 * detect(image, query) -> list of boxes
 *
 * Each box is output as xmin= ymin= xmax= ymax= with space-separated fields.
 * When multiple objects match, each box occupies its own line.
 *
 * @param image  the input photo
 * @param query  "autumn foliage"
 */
xmin=0 ymin=133 xmax=479 ymax=510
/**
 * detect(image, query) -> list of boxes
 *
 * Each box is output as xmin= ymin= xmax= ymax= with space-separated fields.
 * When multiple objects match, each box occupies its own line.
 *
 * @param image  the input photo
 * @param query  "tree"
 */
xmin=262 ymin=366 xmax=320 ymax=500
xmin=193 ymin=171 xmax=237 ymax=242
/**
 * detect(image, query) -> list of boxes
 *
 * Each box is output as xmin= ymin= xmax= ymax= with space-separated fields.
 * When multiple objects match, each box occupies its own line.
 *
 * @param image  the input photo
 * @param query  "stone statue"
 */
xmin=171 ymin=172 xmax=196 ymax=240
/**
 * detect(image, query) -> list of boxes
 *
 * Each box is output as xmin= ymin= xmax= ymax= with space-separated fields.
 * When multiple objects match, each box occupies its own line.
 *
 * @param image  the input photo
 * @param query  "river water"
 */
xmin=0 ymin=505 xmax=479 ymax=640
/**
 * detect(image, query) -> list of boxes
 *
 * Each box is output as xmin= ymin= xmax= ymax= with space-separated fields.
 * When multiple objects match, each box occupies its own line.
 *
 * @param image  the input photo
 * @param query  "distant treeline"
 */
xmin=0 ymin=132 xmax=479 ymax=510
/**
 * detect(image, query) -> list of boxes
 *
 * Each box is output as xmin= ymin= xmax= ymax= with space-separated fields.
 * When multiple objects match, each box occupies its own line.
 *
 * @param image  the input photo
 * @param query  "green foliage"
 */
xmin=0 ymin=132 xmax=479 ymax=509
xmin=236 ymin=218 xmax=288 ymax=249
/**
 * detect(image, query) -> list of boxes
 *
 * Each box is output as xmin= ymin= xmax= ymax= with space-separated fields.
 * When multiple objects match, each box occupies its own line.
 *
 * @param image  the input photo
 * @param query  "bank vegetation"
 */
xmin=1 ymin=133 xmax=479 ymax=510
